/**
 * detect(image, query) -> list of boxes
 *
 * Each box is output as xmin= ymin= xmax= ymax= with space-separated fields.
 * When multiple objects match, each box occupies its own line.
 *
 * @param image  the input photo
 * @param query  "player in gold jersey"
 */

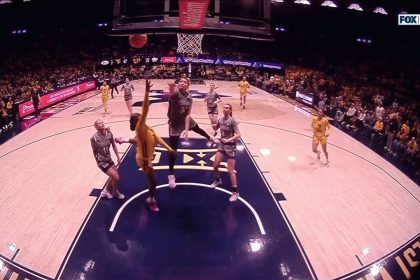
xmin=116 ymin=80 xmax=176 ymax=212
xmin=311 ymin=110 xmax=331 ymax=166
xmin=99 ymin=81 xmax=110 ymax=113
xmin=239 ymin=77 xmax=250 ymax=110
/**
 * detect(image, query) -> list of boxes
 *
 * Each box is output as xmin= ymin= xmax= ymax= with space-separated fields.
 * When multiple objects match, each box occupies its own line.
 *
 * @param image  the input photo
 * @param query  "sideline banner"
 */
xmin=100 ymin=55 xmax=283 ymax=70
xmin=162 ymin=56 xmax=177 ymax=63
xmin=259 ymin=62 xmax=282 ymax=70
xmin=18 ymin=80 xmax=96 ymax=118
xmin=179 ymin=0 xmax=210 ymax=30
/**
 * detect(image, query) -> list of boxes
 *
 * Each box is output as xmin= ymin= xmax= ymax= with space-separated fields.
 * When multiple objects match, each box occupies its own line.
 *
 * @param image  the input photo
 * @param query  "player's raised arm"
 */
xmin=155 ymin=134 xmax=176 ymax=156
xmin=168 ymin=81 xmax=176 ymax=96
xmin=140 ymin=80 xmax=152 ymax=122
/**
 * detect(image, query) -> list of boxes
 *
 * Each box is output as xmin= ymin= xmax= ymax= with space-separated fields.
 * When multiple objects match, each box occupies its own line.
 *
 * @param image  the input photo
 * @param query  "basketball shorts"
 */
xmin=97 ymin=160 xmax=115 ymax=173
xmin=218 ymin=143 xmax=236 ymax=159
xmin=312 ymin=134 xmax=327 ymax=145
xmin=124 ymin=94 xmax=133 ymax=101
xmin=207 ymin=106 xmax=218 ymax=115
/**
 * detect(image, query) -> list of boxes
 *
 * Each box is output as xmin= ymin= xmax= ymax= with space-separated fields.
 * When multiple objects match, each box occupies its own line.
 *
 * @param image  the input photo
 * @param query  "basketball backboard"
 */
xmin=111 ymin=0 xmax=272 ymax=40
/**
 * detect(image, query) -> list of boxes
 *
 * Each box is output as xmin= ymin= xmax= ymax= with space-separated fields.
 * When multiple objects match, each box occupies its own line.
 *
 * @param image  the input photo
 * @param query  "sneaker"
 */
xmin=229 ymin=192 xmax=239 ymax=202
xmin=114 ymin=191 xmax=125 ymax=200
xmin=168 ymin=175 xmax=176 ymax=189
xmin=325 ymin=160 xmax=330 ymax=167
xmin=316 ymin=151 xmax=321 ymax=160
xmin=210 ymin=179 xmax=222 ymax=189
xmin=101 ymin=190 xmax=113 ymax=199
xmin=146 ymin=197 xmax=159 ymax=212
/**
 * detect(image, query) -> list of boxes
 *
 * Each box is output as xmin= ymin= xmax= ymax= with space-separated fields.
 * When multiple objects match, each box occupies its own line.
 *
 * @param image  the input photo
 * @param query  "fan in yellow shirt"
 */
xmin=311 ymin=110 xmax=331 ymax=166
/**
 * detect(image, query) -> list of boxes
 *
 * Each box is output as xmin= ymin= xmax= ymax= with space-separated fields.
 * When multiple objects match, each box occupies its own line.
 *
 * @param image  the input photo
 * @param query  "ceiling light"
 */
xmin=294 ymin=0 xmax=311 ymax=5
xmin=348 ymin=3 xmax=363 ymax=11
xmin=373 ymin=7 xmax=388 ymax=15
xmin=321 ymin=1 xmax=337 ymax=8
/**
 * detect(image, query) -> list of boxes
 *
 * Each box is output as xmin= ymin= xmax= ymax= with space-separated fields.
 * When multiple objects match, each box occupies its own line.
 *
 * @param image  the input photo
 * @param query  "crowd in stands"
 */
xmin=0 ymin=29 xmax=418 ymax=182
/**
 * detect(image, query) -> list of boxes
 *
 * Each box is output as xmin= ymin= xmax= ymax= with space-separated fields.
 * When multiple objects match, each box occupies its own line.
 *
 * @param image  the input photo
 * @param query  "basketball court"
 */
xmin=1 ymin=80 xmax=419 ymax=280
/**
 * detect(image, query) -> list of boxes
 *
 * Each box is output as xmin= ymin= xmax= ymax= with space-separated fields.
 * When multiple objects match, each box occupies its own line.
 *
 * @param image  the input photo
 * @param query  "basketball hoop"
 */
xmin=177 ymin=33 xmax=204 ymax=56
xmin=177 ymin=33 xmax=203 ymax=78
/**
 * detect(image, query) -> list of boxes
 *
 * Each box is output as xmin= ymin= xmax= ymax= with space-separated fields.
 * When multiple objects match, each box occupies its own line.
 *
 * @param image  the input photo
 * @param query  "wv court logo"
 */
xmin=398 ymin=14 xmax=420 ymax=25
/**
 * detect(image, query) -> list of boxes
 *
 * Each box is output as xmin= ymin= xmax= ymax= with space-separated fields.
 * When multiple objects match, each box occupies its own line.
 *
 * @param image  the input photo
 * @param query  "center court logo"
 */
xmin=398 ymin=14 xmax=420 ymax=25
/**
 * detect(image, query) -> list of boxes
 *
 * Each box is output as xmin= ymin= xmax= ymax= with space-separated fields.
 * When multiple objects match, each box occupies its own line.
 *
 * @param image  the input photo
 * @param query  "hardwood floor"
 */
xmin=0 ymin=80 xmax=419 ymax=279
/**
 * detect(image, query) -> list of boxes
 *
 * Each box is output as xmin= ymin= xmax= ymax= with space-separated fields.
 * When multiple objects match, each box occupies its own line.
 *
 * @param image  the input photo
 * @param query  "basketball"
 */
xmin=129 ymin=34 xmax=147 ymax=49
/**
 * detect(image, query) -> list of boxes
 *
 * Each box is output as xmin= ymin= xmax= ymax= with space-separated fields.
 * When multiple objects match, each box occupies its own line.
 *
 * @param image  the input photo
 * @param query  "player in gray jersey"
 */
xmin=210 ymin=104 xmax=241 ymax=202
xmin=204 ymin=83 xmax=221 ymax=135
xmin=120 ymin=78 xmax=135 ymax=115
xmin=166 ymin=77 xmax=213 ymax=189
xmin=90 ymin=119 xmax=124 ymax=200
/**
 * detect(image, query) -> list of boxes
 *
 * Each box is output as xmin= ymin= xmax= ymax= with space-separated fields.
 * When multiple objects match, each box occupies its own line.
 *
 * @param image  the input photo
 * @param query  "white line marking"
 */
xmin=109 ymin=182 xmax=266 ymax=235
xmin=0 ymin=256 xmax=50 ymax=280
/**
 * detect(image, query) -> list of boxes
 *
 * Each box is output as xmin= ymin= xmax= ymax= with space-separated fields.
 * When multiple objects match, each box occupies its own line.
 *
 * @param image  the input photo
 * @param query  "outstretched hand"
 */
xmin=115 ymin=137 xmax=124 ymax=144
xmin=145 ymin=79 xmax=153 ymax=92
xmin=181 ymin=130 xmax=189 ymax=141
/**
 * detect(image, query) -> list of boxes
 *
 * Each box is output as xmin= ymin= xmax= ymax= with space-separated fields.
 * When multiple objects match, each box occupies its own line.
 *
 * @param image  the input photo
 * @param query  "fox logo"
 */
xmin=398 ymin=15 xmax=420 ymax=25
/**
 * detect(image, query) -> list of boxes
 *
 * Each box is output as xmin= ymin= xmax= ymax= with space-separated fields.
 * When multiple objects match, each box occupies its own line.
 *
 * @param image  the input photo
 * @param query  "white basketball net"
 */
xmin=177 ymin=33 xmax=204 ymax=55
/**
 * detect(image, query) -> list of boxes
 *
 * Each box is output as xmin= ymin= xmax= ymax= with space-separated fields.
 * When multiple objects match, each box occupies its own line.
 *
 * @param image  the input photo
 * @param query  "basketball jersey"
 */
xmin=239 ymin=81 xmax=249 ymax=93
xmin=100 ymin=85 xmax=109 ymax=97
xmin=168 ymin=90 xmax=196 ymax=127
xmin=205 ymin=91 xmax=220 ymax=108
xmin=121 ymin=83 xmax=134 ymax=96
xmin=91 ymin=131 xmax=113 ymax=163
xmin=311 ymin=117 xmax=329 ymax=136
xmin=218 ymin=116 xmax=239 ymax=145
